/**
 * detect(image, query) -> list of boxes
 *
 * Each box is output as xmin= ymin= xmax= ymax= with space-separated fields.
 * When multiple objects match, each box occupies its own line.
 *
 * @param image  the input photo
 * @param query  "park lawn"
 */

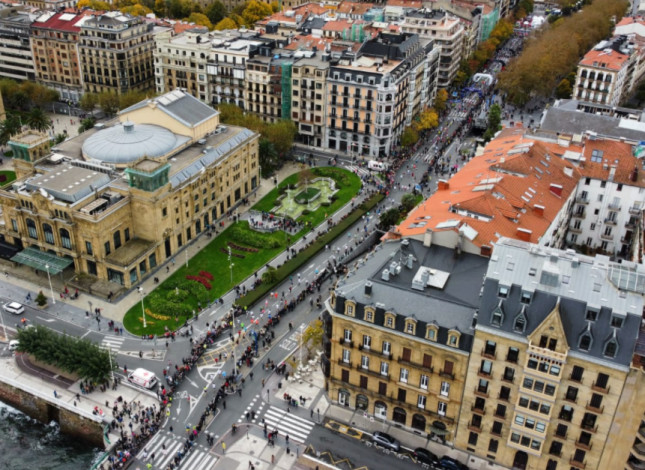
xmin=0 ymin=170 xmax=16 ymax=187
xmin=123 ymin=167 xmax=361 ymax=335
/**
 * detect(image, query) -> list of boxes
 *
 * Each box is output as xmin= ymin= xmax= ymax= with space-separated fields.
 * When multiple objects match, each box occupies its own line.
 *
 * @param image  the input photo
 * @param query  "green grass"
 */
xmin=294 ymin=187 xmax=320 ymax=203
xmin=0 ymin=170 xmax=16 ymax=187
xmin=122 ymin=167 xmax=361 ymax=336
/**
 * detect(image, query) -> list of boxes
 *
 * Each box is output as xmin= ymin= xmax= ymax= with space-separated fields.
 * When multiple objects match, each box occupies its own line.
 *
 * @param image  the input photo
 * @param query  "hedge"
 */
xmin=235 ymin=192 xmax=384 ymax=308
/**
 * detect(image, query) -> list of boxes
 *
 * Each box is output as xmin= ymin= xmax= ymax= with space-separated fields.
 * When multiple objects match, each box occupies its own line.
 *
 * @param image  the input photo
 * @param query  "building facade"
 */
xmin=0 ymin=5 xmax=36 ymax=82
xmin=30 ymin=11 xmax=86 ymax=103
xmin=455 ymin=238 xmax=643 ymax=470
xmin=290 ymin=54 xmax=329 ymax=148
xmin=79 ymin=12 xmax=155 ymax=95
xmin=324 ymin=237 xmax=489 ymax=441
xmin=0 ymin=90 xmax=260 ymax=290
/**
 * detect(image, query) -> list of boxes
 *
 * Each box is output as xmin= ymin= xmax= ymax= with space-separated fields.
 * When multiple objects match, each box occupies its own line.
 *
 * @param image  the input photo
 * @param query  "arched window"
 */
xmin=59 ymin=228 xmax=71 ymax=250
xmin=392 ymin=407 xmax=406 ymax=425
xmin=42 ymin=223 xmax=54 ymax=244
xmin=374 ymin=401 xmax=387 ymax=419
xmin=26 ymin=219 xmax=38 ymax=239
xmin=411 ymin=413 xmax=426 ymax=431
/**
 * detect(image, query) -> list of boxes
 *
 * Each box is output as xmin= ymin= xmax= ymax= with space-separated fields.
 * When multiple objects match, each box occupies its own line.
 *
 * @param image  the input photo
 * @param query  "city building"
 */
xmin=0 ymin=90 xmax=260 ymax=291
xmin=30 ymin=11 xmax=88 ymax=103
xmin=22 ymin=0 xmax=76 ymax=10
xmin=455 ymin=237 xmax=644 ymax=470
xmin=323 ymin=236 xmax=489 ymax=441
xmin=613 ymin=16 xmax=645 ymax=97
xmin=290 ymin=53 xmax=329 ymax=147
xmin=400 ymin=9 xmax=464 ymax=87
xmin=391 ymin=129 xmax=581 ymax=253
xmin=245 ymin=46 xmax=293 ymax=123
xmin=573 ymin=37 xmax=632 ymax=107
xmin=0 ymin=5 xmax=37 ymax=82
xmin=79 ymin=12 xmax=155 ymax=95
xmin=325 ymin=32 xmax=438 ymax=158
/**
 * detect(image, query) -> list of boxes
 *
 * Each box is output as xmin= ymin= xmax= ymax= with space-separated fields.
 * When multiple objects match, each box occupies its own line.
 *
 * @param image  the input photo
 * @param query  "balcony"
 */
xmin=339 ymin=338 xmax=354 ymax=348
xmin=474 ymin=386 xmax=489 ymax=398
xmin=632 ymin=442 xmax=645 ymax=458
xmin=569 ymin=224 xmax=582 ymax=234
xmin=600 ymin=232 xmax=613 ymax=240
xmin=468 ymin=422 xmax=482 ymax=432
xmin=581 ymin=423 xmax=598 ymax=434
xmin=576 ymin=195 xmax=590 ymax=204
xmin=494 ymin=409 xmax=506 ymax=419
xmin=439 ymin=369 xmax=455 ymax=380
xmin=569 ymin=459 xmax=586 ymax=470
xmin=608 ymin=202 xmax=621 ymax=211
xmin=481 ymin=348 xmax=496 ymax=360
xmin=576 ymin=439 xmax=593 ymax=451
xmin=585 ymin=402 xmax=604 ymax=414
xmin=592 ymin=382 xmax=610 ymax=394
xmin=471 ymin=405 xmax=486 ymax=415
xmin=628 ymin=459 xmax=645 ymax=470
xmin=629 ymin=206 xmax=643 ymax=216
xmin=337 ymin=359 xmax=352 ymax=367
xmin=604 ymin=217 xmax=617 ymax=226
xmin=572 ymin=211 xmax=586 ymax=219
xmin=355 ymin=364 xmax=391 ymax=381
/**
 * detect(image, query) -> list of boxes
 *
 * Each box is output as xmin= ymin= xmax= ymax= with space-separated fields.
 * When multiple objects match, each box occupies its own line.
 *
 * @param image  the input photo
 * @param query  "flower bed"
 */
xmin=186 ymin=274 xmax=212 ymax=290
xmin=227 ymin=242 xmax=258 ymax=253
xmin=220 ymin=247 xmax=245 ymax=258
xmin=199 ymin=270 xmax=214 ymax=280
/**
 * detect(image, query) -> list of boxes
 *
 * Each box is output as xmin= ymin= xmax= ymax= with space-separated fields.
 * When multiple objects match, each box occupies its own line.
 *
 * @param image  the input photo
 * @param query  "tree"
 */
xmin=217 ymin=102 xmax=245 ymax=125
xmin=484 ymin=104 xmax=502 ymax=142
xmin=215 ymin=17 xmax=238 ymax=30
xmin=119 ymin=90 xmax=148 ymax=110
xmin=413 ymin=108 xmax=439 ymax=132
xmin=400 ymin=126 xmax=419 ymax=148
xmin=24 ymin=83 xmax=58 ymax=108
xmin=298 ymin=168 xmax=314 ymax=188
xmin=555 ymin=78 xmax=572 ymax=99
xmin=169 ymin=0 xmax=195 ymax=18
xmin=121 ymin=3 xmax=152 ymax=15
xmin=98 ymin=92 xmax=119 ymax=116
xmin=79 ymin=117 xmax=96 ymax=134
xmin=35 ymin=291 xmax=47 ymax=307
xmin=400 ymin=193 xmax=418 ymax=213
xmin=378 ymin=208 xmax=400 ymax=230
xmin=0 ymin=116 xmax=22 ymax=146
xmin=261 ymin=266 xmax=278 ymax=283
xmin=301 ymin=319 xmax=323 ymax=350
xmin=205 ymin=1 xmax=227 ymax=25
xmin=258 ymin=138 xmax=278 ymax=177
xmin=264 ymin=120 xmax=296 ymax=156
xmin=433 ymin=89 xmax=449 ymax=114
xmin=79 ymin=92 xmax=99 ymax=113
xmin=77 ymin=0 xmax=112 ymax=9
xmin=185 ymin=12 xmax=212 ymax=29
xmin=241 ymin=0 xmax=272 ymax=26
xmin=25 ymin=107 xmax=52 ymax=132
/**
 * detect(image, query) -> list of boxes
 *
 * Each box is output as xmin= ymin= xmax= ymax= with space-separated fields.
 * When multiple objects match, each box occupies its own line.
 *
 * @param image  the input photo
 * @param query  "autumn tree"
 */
xmin=185 ymin=12 xmax=212 ymax=29
xmin=555 ymin=78 xmax=572 ymax=98
xmin=401 ymin=126 xmax=419 ymax=148
xmin=215 ymin=17 xmax=238 ymax=30
xmin=119 ymin=90 xmax=148 ymax=110
xmin=80 ymin=92 xmax=99 ymax=113
xmin=433 ymin=89 xmax=448 ymax=114
xmin=98 ymin=92 xmax=119 ymax=116
xmin=264 ymin=120 xmax=296 ymax=156
xmin=77 ymin=0 xmax=112 ymax=9
xmin=241 ymin=0 xmax=272 ymax=26
xmin=121 ymin=3 xmax=152 ymax=15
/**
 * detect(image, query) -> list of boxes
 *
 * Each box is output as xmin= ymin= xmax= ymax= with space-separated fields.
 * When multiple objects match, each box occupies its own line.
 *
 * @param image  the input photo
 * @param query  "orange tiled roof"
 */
xmin=385 ymin=0 xmax=422 ymax=8
xmin=284 ymin=34 xmax=332 ymax=50
xmin=578 ymin=139 xmax=645 ymax=187
xmin=323 ymin=19 xmax=363 ymax=32
xmin=580 ymin=49 xmax=630 ymax=71
xmin=337 ymin=1 xmax=375 ymax=15
xmin=294 ymin=3 xmax=329 ymax=15
xmin=394 ymin=128 xmax=582 ymax=247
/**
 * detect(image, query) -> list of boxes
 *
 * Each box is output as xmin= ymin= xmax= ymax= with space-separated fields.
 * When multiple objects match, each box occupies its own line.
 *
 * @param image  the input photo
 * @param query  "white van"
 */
xmin=127 ymin=368 xmax=158 ymax=389
xmin=368 ymin=160 xmax=388 ymax=172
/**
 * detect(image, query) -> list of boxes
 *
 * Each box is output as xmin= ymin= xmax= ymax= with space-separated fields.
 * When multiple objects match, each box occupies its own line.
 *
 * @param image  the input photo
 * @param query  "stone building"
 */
xmin=0 ymin=90 xmax=259 ymax=290
xmin=79 ymin=12 xmax=155 ymax=95
xmin=454 ymin=238 xmax=644 ymax=470
xmin=0 ymin=5 xmax=37 ymax=82
xmin=323 ymin=237 xmax=488 ymax=441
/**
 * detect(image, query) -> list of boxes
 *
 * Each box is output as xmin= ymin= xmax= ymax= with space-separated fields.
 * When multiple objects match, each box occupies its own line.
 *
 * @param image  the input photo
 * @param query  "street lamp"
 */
xmin=45 ymin=264 xmax=56 ymax=305
xmin=228 ymin=247 xmax=234 ymax=284
xmin=138 ymin=287 xmax=146 ymax=329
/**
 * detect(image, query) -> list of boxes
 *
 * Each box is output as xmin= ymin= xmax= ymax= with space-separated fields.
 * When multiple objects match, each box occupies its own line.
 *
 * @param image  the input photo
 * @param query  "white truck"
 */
xmin=367 ymin=160 xmax=389 ymax=172
xmin=127 ymin=368 xmax=158 ymax=389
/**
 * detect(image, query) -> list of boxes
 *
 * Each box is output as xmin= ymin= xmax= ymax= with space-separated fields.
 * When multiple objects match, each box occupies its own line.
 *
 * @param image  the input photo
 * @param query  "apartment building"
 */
xmin=0 ymin=5 xmax=36 ymax=81
xmin=323 ymin=236 xmax=489 ymax=441
xmin=30 ymin=11 xmax=87 ymax=103
xmin=0 ymin=90 xmax=260 ymax=289
xmin=291 ymin=54 xmax=329 ymax=147
xmin=563 ymin=137 xmax=645 ymax=259
xmin=455 ymin=238 xmax=643 ymax=470
xmin=245 ymin=48 xmax=293 ymax=123
xmin=573 ymin=37 xmax=632 ymax=107
xmin=325 ymin=32 xmax=437 ymax=159
xmin=79 ymin=12 xmax=155 ymax=95
xmin=400 ymin=9 xmax=464 ymax=87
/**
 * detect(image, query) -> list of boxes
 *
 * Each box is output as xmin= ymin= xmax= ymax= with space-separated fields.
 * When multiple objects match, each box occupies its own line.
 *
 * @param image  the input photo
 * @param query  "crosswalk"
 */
xmin=256 ymin=403 xmax=316 ymax=444
xmin=344 ymin=164 xmax=370 ymax=177
xmin=136 ymin=431 xmax=217 ymax=470
xmin=100 ymin=335 xmax=124 ymax=352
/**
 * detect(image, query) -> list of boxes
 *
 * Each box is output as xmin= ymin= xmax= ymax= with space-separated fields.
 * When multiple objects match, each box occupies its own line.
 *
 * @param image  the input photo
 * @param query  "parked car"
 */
xmin=8 ymin=340 xmax=19 ymax=351
xmin=440 ymin=456 xmax=469 ymax=470
xmin=414 ymin=447 xmax=440 ymax=466
xmin=372 ymin=431 xmax=400 ymax=452
xmin=3 ymin=302 xmax=24 ymax=315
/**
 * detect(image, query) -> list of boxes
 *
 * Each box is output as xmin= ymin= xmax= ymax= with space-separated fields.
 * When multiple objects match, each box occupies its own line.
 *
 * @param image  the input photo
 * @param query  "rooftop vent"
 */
xmin=406 ymin=254 xmax=414 ymax=269
xmin=381 ymin=269 xmax=390 ymax=281
xmin=364 ymin=281 xmax=373 ymax=295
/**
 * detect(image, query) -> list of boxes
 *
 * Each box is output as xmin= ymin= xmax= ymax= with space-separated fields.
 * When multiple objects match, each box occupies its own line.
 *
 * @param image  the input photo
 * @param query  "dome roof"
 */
xmin=82 ymin=121 xmax=178 ymax=164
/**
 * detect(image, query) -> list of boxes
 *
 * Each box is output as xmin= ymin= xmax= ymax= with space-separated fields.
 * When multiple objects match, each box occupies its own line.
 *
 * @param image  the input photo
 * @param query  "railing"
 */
xmin=439 ymin=369 xmax=455 ymax=380
xmin=629 ymin=206 xmax=642 ymax=216
xmin=604 ymin=218 xmax=617 ymax=225
xmin=576 ymin=196 xmax=589 ymax=204
xmin=337 ymin=358 xmax=352 ymax=367
xmin=481 ymin=348 xmax=496 ymax=359
xmin=575 ymin=439 xmax=592 ymax=451
xmin=471 ymin=405 xmax=486 ymax=415
xmin=585 ymin=402 xmax=604 ymax=414
xmin=600 ymin=232 xmax=613 ymax=240
xmin=569 ymin=458 xmax=586 ymax=469
xmin=572 ymin=211 xmax=586 ymax=219
xmin=592 ymin=382 xmax=609 ymax=394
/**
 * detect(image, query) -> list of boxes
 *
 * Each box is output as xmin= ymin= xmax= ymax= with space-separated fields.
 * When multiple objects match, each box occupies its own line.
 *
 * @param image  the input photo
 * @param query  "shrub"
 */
xmin=35 ymin=291 xmax=47 ymax=307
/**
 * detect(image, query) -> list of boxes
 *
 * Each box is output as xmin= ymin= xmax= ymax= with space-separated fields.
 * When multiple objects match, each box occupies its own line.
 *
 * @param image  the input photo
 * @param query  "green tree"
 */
xmin=401 ymin=126 xmax=419 ymax=148
xmin=400 ymin=193 xmax=418 ymax=213
xmin=98 ymin=92 xmax=119 ymax=116
xmin=0 ymin=116 xmax=22 ymax=146
xmin=433 ymin=89 xmax=449 ymax=114
xmin=205 ymin=1 xmax=227 ymax=25
xmin=217 ymin=102 xmax=245 ymax=125
xmin=555 ymin=78 xmax=572 ymax=98
xmin=484 ymin=104 xmax=502 ymax=142
xmin=215 ymin=17 xmax=238 ymax=30
xmin=119 ymin=90 xmax=148 ymax=110
xmin=79 ymin=92 xmax=99 ymax=113
xmin=264 ymin=120 xmax=296 ymax=156
xmin=262 ymin=265 xmax=278 ymax=283
xmin=25 ymin=107 xmax=52 ymax=132
xmin=79 ymin=117 xmax=96 ymax=134
xmin=258 ymin=138 xmax=278 ymax=177
xmin=35 ymin=291 xmax=47 ymax=307
xmin=378 ymin=207 xmax=400 ymax=230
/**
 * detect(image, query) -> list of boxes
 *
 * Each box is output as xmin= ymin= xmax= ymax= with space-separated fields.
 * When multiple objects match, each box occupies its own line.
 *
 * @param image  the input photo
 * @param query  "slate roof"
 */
xmin=333 ymin=238 xmax=489 ymax=353
xmin=479 ymin=238 xmax=645 ymax=368
xmin=120 ymin=90 xmax=218 ymax=129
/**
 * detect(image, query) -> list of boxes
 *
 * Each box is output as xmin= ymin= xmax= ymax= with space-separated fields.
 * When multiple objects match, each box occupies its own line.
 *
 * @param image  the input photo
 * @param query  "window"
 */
xmin=342 ymin=349 xmax=350 ymax=363
xmin=400 ymin=368 xmax=409 ymax=383
xmin=611 ymin=314 xmax=624 ymax=328
xmin=579 ymin=333 xmax=592 ymax=351
xmin=437 ymin=401 xmax=447 ymax=416
xmin=507 ymin=347 xmax=519 ymax=363
xmin=420 ymin=374 xmax=428 ymax=390
xmin=362 ymin=335 xmax=371 ymax=349
xmin=405 ymin=321 xmax=415 ymax=334
xmin=26 ymin=219 xmax=37 ymax=239
xmin=565 ymin=386 xmax=578 ymax=402
xmin=604 ymin=339 xmax=617 ymax=358
xmin=361 ymin=355 xmax=369 ymax=369
xmin=426 ymin=326 xmax=437 ymax=341
xmin=484 ymin=340 xmax=496 ymax=357
xmin=495 ymin=404 xmax=506 ymax=418
xmin=401 ymin=348 xmax=411 ymax=362
xmin=488 ymin=439 xmax=498 ymax=453
xmin=380 ymin=361 xmax=389 ymax=376
xmin=585 ymin=309 xmax=598 ymax=321
xmin=345 ymin=304 xmax=354 ymax=316
xmin=590 ymin=393 xmax=603 ymax=409
xmin=492 ymin=307 xmax=503 ymax=326
xmin=555 ymin=423 xmax=568 ymax=438
xmin=360 ymin=376 xmax=368 ymax=389
xmin=113 ymin=231 xmax=121 ymax=249
xmin=559 ymin=405 xmax=573 ymax=421
xmin=520 ymin=291 xmax=532 ymax=304
xmin=42 ymin=224 xmax=54 ymax=244
xmin=549 ymin=440 xmax=563 ymax=457
xmin=503 ymin=367 xmax=514 ymax=382
xmin=468 ymin=432 xmax=478 ymax=446
xmin=440 ymin=381 xmax=450 ymax=397
xmin=499 ymin=386 xmax=511 ymax=401
xmin=417 ymin=395 xmax=426 ymax=409
xmin=104 ymin=241 xmax=111 ymax=255
xmin=423 ymin=354 xmax=433 ymax=369
xmin=344 ymin=329 xmax=352 ymax=342
xmin=491 ymin=421 xmax=503 ymax=435
xmin=595 ymin=372 xmax=609 ymax=389
xmin=124 ymin=228 xmax=130 ymax=242
xmin=498 ymin=285 xmax=509 ymax=298
xmin=386 ymin=317 xmax=393 ymax=328
xmin=382 ymin=341 xmax=391 ymax=356
xmin=480 ymin=360 xmax=492 ymax=375
xmin=85 ymin=241 xmax=93 ymax=255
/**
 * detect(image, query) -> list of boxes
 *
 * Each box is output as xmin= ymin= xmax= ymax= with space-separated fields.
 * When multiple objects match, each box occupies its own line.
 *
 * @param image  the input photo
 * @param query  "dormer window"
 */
xmin=345 ymin=301 xmax=355 ymax=317
xmin=448 ymin=330 xmax=460 ymax=348
xmin=384 ymin=312 xmax=396 ymax=329
xmin=585 ymin=308 xmax=598 ymax=322
xmin=405 ymin=319 xmax=416 ymax=335
xmin=579 ymin=333 xmax=592 ymax=351
xmin=491 ymin=301 xmax=504 ymax=327
xmin=364 ymin=308 xmax=374 ymax=323
xmin=520 ymin=291 xmax=532 ymax=304
xmin=498 ymin=285 xmax=509 ymax=298
xmin=604 ymin=338 xmax=618 ymax=358
xmin=426 ymin=325 xmax=438 ymax=341
xmin=514 ymin=315 xmax=526 ymax=333
xmin=610 ymin=314 xmax=624 ymax=329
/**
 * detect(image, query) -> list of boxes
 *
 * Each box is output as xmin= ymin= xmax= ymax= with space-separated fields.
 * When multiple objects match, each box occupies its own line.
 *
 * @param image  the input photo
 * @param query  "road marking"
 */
xmin=36 ymin=317 xmax=55 ymax=323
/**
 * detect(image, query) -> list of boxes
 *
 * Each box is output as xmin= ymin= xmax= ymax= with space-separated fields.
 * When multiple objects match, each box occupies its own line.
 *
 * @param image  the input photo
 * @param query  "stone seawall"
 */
xmin=0 ymin=378 xmax=105 ymax=448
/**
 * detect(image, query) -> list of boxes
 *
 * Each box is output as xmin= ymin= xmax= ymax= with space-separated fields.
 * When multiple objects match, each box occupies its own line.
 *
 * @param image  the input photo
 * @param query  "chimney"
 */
xmin=563 ymin=166 xmax=573 ymax=178
xmin=516 ymin=228 xmax=532 ymax=242
xmin=534 ymin=204 xmax=545 ymax=217
xmin=437 ymin=179 xmax=449 ymax=190
xmin=609 ymin=165 xmax=616 ymax=181
xmin=549 ymin=183 xmax=563 ymax=197
xmin=423 ymin=228 xmax=433 ymax=247
xmin=480 ymin=245 xmax=492 ymax=257
xmin=364 ymin=281 xmax=373 ymax=295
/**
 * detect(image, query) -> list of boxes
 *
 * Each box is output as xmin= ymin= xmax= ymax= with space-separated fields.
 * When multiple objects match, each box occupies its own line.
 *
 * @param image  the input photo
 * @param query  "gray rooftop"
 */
xmin=480 ymin=238 xmax=645 ymax=368
xmin=120 ymin=90 xmax=218 ymax=129
xmin=539 ymin=99 xmax=645 ymax=143
xmin=24 ymin=165 xmax=111 ymax=203
xmin=334 ymin=238 xmax=488 ymax=352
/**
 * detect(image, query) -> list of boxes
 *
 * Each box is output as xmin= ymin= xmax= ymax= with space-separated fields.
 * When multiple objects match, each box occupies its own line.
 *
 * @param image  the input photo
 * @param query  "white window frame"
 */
xmin=440 ymin=381 xmax=450 ymax=397
xmin=420 ymin=374 xmax=429 ymax=390
xmin=400 ymin=368 xmax=409 ymax=383
xmin=417 ymin=394 xmax=426 ymax=409
xmin=438 ymin=401 xmax=447 ymax=416
xmin=381 ymin=361 xmax=389 ymax=376
xmin=342 ymin=349 xmax=350 ymax=364
xmin=344 ymin=329 xmax=352 ymax=341
xmin=363 ymin=335 xmax=371 ymax=349
xmin=382 ymin=341 xmax=391 ymax=356
xmin=361 ymin=355 xmax=369 ymax=369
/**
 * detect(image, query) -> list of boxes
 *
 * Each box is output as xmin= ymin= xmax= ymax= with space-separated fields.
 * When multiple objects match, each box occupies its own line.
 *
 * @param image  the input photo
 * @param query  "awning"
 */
xmin=429 ymin=425 xmax=450 ymax=436
xmin=11 ymin=247 xmax=73 ymax=275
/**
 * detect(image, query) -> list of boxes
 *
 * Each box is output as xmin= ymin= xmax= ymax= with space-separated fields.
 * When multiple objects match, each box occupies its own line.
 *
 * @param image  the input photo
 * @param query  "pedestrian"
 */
xmin=261 ymin=378 xmax=265 ymax=387
xmin=310 ymin=409 xmax=313 ymax=418
xmin=139 ymin=351 xmax=143 ymax=359
xmin=222 ymin=442 xmax=227 ymax=453
xmin=238 ymin=388 xmax=242 ymax=397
